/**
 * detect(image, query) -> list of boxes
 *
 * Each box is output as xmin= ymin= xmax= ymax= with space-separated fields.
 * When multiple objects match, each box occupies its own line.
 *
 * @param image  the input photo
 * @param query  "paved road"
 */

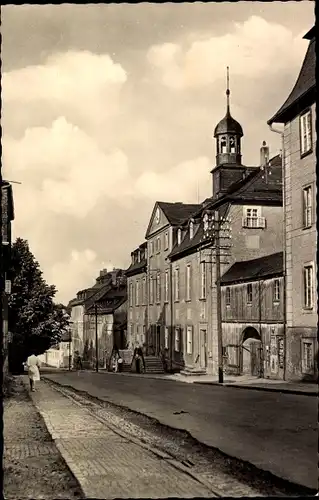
xmin=44 ymin=371 xmax=318 ymax=490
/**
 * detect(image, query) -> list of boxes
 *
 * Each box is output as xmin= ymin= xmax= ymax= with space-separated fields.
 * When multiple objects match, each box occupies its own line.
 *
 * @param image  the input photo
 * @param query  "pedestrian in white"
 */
xmin=25 ymin=353 xmax=41 ymax=391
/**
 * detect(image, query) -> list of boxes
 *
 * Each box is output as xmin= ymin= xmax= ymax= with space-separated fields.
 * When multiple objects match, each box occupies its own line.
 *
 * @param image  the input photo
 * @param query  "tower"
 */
xmin=211 ymin=67 xmax=246 ymax=198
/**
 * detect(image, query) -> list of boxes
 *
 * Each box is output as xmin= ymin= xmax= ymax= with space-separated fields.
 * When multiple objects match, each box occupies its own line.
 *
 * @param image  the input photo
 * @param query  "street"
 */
xmin=43 ymin=371 xmax=318 ymax=491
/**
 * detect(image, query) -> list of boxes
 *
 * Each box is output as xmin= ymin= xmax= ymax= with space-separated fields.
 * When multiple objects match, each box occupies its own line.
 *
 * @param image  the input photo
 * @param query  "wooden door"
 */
xmin=199 ymin=329 xmax=207 ymax=369
xmin=251 ymin=341 xmax=262 ymax=377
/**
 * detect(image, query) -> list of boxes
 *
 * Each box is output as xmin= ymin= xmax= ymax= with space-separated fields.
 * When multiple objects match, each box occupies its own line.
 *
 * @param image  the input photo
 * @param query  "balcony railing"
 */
xmin=242 ymin=216 xmax=266 ymax=229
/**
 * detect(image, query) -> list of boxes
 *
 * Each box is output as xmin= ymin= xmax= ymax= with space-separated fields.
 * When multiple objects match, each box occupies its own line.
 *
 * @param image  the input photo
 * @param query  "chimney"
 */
xmin=260 ymin=140 xmax=269 ymax=168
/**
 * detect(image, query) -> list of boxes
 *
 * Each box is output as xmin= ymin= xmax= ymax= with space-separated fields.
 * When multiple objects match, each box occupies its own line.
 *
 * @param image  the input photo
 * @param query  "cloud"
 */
xmin=147 ymin=16 xmax=307 ymax=89
xmin=3 ymin=117 xmax=133 ymax=218
xmin=2 ymin=50 xmax=127 ymax=128
xmin=135 ymin=156 xmax=211 ymax=202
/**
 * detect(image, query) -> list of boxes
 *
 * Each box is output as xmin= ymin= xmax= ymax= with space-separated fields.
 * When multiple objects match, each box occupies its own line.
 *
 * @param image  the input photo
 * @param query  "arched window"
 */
xmin=189 ymin=221 xmax=194 ymax=240
xmin=220 ymin=136 xmax=227 ymax=154
xmin=229 ymin=136 xmax=236 ymax=153
xmin=177 ymin=229 xmax=182 ymax=245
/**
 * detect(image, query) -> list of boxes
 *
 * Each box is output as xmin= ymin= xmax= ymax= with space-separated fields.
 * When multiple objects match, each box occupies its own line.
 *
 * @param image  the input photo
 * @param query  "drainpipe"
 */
xmin=268 ymin=123 xmax=286 ymax=381
xmin=169 ymin=260 xmax=174 ymax=372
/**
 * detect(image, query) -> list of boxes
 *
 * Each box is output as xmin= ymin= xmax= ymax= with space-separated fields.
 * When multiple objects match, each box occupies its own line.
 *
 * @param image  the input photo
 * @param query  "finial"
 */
xmin=226 ymin=66 xmax=230 ymax=113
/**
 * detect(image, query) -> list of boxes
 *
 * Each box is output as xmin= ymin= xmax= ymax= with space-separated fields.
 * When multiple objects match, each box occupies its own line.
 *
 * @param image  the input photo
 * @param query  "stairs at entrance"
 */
xmin=144 ymin=356 xmax=165 ymax=374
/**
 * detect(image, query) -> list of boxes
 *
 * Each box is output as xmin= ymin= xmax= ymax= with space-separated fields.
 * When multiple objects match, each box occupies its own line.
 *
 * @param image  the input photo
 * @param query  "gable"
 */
xmin=145 ymin=202 xmax=170 ymax=238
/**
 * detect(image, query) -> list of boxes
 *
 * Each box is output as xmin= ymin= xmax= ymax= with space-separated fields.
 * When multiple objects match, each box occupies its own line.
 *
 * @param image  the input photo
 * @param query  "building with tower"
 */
xmin=268 ymin=26 xmax=317 ymax=382
xmin=127 ymin=69 xmax=285 ymax=378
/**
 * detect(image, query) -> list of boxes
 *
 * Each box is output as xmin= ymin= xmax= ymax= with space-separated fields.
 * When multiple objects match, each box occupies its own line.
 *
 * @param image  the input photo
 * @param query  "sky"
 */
xmin=1 ymin=2 xmax=315 ymax=304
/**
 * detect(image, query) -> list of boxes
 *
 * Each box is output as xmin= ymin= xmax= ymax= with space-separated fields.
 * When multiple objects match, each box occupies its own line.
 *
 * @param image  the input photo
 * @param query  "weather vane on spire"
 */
xmin=226 ymin=66 xmax=230 ymax=112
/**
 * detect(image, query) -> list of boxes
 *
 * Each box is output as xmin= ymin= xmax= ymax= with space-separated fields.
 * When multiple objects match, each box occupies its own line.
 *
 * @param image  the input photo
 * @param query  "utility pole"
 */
xmin=214 ymin=210 xmax=224 ymax=384
xmin=202 ymin=209 xmax=231 ymax=384
xmin=95 ymin=303 xmax=99 ymax=372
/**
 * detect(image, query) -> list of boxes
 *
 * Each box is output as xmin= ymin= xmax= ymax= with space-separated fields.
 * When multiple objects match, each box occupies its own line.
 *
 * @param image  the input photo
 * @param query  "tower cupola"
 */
xmin=214 ymin=67 xmax=243 ymax=167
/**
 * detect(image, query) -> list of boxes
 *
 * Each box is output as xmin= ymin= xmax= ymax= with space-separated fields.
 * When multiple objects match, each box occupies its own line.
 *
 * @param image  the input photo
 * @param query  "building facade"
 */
xmin=268 ymin=27 xmax=317 ymax=381
xmin=125 ymin=242 xmax=147 ymax=350
xmin=1 ymin=181 xmax=14 ymax=376
xmin=221 ymin=252 xmax=284 ymax=379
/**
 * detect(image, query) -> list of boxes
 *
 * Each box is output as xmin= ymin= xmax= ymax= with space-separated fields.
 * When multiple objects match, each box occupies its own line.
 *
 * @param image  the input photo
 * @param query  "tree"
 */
xmin=8 ymin=238 xmax=69 ymax=372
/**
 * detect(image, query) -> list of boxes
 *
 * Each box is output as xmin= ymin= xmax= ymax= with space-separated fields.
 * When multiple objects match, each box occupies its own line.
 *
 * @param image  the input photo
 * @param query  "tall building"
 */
xmin=268 ymin=26 xmax=317 ymax=382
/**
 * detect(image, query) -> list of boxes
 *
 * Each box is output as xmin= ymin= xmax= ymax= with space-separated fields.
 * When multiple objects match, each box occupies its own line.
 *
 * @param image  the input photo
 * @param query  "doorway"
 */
xmin=155 ymin=325 xmax=161 ymax=356
xmin=199 ymin=329 xmax=207 ymax=370
xmin=240 ymin=327 xmax=262 ymax=377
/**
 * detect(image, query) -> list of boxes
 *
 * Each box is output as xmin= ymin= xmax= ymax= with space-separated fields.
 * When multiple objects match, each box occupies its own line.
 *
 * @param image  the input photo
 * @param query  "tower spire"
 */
xmin=226 ymin=66 xmax=230 ymax=114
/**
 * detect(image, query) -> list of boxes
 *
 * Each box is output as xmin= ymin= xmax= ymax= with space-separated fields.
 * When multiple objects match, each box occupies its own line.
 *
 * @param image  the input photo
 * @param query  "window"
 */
xmin=225 ymin=287 xmax=231 ymax=306
xmin=246 ymin=283 xmax=253 ymax=303
xmin=164 ymin=231 xmax=169 ymax=250
xmin=149 ymin=276 xmax=154 ymax=304
xmin=177 ymin=229 xmax=182 ymax=245
xmin=186 ymin=264 xmax=191 ymax=301
xmin=227 ymin=345 xmax=239 ymax=366
xmin=149 ymin=240 xmax=154 ymax=256
xmin=303 ymin=265 xmax=314 ymax=309
xmin=129 ymin=282 xmax=133 ymax=307
xmin=300 ymin=110 xmax=312 ymax=155
xmin=301 ymin=339 xmax=314 ymax=374
xmin=164 ymin=270 xmax=169 ymax=303
xmin=229 ymin=136 xmax=236 ymax=153
xmin=137 ymin=250 xmax=140 ymax=263
xmin=303 ymin=186 xmax=313 ymax=228
xmin=189 ymin=222 xmax=194 ymax=240
xmin=164 ymin=327 xmax=169 ymax=349
xmin=200 ymin=261 xmax=206 ymax=299
xmin=142 ymin=277 xmax=147 ymax=305
xmin=273 ymin=279 xmax=280 ymax=302
xmin=174 ymin=268 xmax=180 ymax=302
xmin=174 ymin=327 xmax=180 ymax=352
xmin=242 ymin=207 xmax=265 ymax=228
xmin=186 ymin=326 xmax=193 ymax=355
xmin=156 ymin=273 xmax=161 ymax=303
xmin=156 ymin=236 xmax=161 ymax=253
xmin=220 ymin=136 xmax=227 ymax=154
xmin=136 ymin=280 xmax=140 ymax=306
xmin=136 ymin=325 xmax=139 ymax=344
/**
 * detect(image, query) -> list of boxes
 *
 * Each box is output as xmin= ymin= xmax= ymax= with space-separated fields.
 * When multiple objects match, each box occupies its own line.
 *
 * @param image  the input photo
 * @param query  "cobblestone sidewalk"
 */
xmin=3 ymin=377 xmax=82 ymax=499
xmin=28 ymin=379 xmax=214 ymax=498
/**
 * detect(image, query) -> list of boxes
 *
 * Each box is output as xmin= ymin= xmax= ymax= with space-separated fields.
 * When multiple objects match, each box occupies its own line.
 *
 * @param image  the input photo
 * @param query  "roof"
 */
xmin=214 ymin=109 xmax=243 ymax=137
xmin=125 ymin=259 xmax=147 ymax=277
xmin=168 ymin=155 xmax=282 ymax=261
xmin=86 ymin=287 xmax=127 ymax=315
xmin=221 ymin=252 xmax=283 ymax=285
xmin=268 ymin=34 xmax=315 ymax=124
xmin=157 ymin=202 xmax=201 ymax=226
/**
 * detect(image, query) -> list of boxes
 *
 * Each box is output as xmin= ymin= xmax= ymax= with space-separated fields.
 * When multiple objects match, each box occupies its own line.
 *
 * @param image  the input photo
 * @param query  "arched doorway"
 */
xmin=240 ymin=327 xmax=262 ymax=377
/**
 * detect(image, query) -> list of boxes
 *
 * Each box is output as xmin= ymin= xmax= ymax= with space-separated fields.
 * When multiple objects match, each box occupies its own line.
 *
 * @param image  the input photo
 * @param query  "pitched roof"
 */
xmin=221 ymin=252 xmax=283 ymax=285
xmin=86 ymin=286 xmax=127 ymax=314
xmin=168 ymin=156 xmax=282 ymax=261
xmin=125 ymin=259 xmax=147 ymax=277
xmin=268 ymin=34 xmax=315 ymax=125
xmin=158 ymin=202 xmax=201 ymax=226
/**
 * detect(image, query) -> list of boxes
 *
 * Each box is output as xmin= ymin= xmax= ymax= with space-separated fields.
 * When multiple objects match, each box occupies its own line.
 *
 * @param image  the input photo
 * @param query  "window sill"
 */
xmin=174 ymin=300 xmax=180 ymax=304
xmin=199 ymin=297 xmax=207 ymax=302
xmin=246 ymin=302 xmax=252 ymax=306
xmin=302 ymin=224 xmax=313 ymax=231
xmin=273 ymin=301 xmax=280 ymax=305
xmin=303 ymin=306 xmax=314 ymax=312
xmin=185 ymin=298 xmax=192 ymax=303
xmin=300 ymin=148 xmax=313 ymax=160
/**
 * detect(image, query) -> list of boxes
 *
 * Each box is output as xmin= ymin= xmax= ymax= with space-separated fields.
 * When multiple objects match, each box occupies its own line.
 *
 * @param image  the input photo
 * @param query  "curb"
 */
xmin=194 ymin=381 xmax=318 ymax=396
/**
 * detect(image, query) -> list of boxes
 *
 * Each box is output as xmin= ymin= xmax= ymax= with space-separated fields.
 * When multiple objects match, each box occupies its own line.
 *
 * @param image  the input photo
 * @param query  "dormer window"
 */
xmin=189 ymin=221 xmax=194 ymax=240
xmin=177 ymin=229 xmax=182 ymax=245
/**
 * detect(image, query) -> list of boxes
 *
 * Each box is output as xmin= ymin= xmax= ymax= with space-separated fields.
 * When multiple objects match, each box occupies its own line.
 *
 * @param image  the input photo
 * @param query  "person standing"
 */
xmin=25 ymin=353 xmax=41 ymax=391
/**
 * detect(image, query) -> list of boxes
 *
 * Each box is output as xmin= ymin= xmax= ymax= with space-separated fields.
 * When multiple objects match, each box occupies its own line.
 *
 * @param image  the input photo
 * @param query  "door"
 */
xmin=199 ymin=329 xmax=207 ymax=369
xmin=155 ymin=325 xmax=161 ymax=356
xmin=251 ymin=341 xmax=262 ymax=377
xmin=277 ymin=336 xmax=284 ymax=380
